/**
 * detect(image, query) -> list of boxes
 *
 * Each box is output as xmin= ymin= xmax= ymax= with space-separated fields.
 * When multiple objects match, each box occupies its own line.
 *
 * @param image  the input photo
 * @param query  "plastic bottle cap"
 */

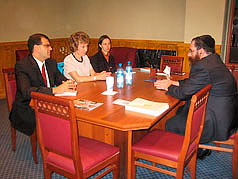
xmin=119 ymin=63 xmax=122 ymax=67
xmin=128 ymin=61 xmax=131 ymax=65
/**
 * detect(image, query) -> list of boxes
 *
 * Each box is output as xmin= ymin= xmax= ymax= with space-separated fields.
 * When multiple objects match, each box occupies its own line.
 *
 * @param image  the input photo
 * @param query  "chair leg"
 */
xmin=176 ymin=162 xmax=185 ymax=179
xmin=10 ymin=125 xmax=16 ymax=151
xmin=185 ymin=163 xmax=191 ymax=174
xmin=232 ymin=142 xmax=238 ymax=179
xmin=190 ymin=153 xmax=197 ymax=179
xmin=43 ymin=166 xmax=52 ymax=179
xmin=131 ymin=153 xmax=136 ymax=179
xmin=112 ymin=164 xmax=119 ymax=179
xmin=30 ymin=130 xmax=38 ymax=164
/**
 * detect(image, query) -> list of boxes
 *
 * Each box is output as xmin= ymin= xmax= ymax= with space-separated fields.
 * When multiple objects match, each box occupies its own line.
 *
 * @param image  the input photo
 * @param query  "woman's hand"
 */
xmin=95 ymin=71 xmax=111 ymax=80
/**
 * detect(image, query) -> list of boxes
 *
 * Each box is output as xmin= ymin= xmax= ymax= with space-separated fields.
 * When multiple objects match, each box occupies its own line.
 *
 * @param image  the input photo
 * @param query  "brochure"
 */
xmin=74 ymin=99 xmax=103 ymax=111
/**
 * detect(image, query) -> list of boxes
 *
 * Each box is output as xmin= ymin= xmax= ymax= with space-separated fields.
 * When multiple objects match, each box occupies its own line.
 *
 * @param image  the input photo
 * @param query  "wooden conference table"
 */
xmin=34 ymin=69 xmax=186 ymax=178
xmin=68 ymin=69 xmax=186 ymax=179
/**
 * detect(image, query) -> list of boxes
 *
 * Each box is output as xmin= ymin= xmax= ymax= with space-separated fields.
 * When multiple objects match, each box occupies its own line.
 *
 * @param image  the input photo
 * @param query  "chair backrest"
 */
xmin=160 ymin=55 xmax=184 ymax=73
xmin=110 ymin=47 xmax=137 ymax=68
xmin=57 ymin=62 xmax=64 ymax=74
xmin=16 ymin=49 xmax=30 ymax=61
xmin=179 ymin=84 xmax=211 ymax=161
xmin=31 ymin=92 xmax=83 ymax=175
xmin=227 ymin=65 xmax=238 ymax=88
xmin=2 ymin=68 xmax=16 ymax=111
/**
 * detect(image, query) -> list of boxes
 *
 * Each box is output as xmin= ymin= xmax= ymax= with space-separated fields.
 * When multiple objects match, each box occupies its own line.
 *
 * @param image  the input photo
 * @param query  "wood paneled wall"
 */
xmin=0 ymin=38 xmax=221 ymax=99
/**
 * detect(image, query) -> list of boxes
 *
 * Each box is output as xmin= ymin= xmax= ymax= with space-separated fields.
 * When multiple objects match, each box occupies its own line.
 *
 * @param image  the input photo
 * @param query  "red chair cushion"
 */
xmin=110 ymin=47 xmax=137 ymax=68
xmin=230 ymin=133 xmax=235 ymax=139
xmin=132 ymin=130 xmax=184 ymax=162
xmin=46 ymin=136 xmax=119 ymax=174
xmin=9 ymin=80 xmax=16 ymax=104
xmin=190 ymin=103 xmax=205 ymax=141
xmin=161 ymin=64 xmax=182 ymax=73
xmin=39 ymin=113 xmax=72 ymax=156
xmin=16 ymin=50 xmax=30 ymax=61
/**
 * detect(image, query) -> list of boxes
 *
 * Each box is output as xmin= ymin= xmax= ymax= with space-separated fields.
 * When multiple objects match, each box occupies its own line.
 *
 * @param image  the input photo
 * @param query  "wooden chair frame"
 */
xmin=160 ymin=55 xmax=184 ymax=74
xmin=2 ymin=68 xmax=38 ymax=164
xmin=199 ymin=132 xmax=238 ymax=179
xmin=199 ymin=65 xmax=238 ymax=179
xmin=131 ymin=84 xmax=211 ymax=179
xmin=31 ymin=92 xmax=120 ymax=179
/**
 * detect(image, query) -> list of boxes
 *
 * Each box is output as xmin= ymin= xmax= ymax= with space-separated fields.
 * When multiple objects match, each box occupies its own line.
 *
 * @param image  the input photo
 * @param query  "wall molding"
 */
xmin=0 ymin=38 xmax=221 ymax=99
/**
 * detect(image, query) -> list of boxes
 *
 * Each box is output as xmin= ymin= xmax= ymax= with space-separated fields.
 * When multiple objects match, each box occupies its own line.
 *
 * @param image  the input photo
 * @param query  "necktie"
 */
xmin=42 ymin=64 xmax=47 ymax=86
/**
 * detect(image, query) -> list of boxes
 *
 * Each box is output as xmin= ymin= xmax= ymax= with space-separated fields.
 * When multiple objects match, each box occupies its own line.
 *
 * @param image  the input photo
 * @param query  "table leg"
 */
xmin=114 ymin=129 xmax=148 ymax=179
xmin=114 ymin=130 xmax=131 ymax=179
xmin=127 ymin=130 xmax=132 ymax=179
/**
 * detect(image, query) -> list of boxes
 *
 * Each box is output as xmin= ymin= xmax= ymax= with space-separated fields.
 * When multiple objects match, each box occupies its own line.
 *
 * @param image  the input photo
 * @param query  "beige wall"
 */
xmin=184 ymin=0 xmax=226 ymax=44
xmin=0 ymin=0 xmax=225 ymax=44
xmin=0 ymin=0 xmax=69 ymax=42
xmin=65 ymin=0 xmax=186 ymax=41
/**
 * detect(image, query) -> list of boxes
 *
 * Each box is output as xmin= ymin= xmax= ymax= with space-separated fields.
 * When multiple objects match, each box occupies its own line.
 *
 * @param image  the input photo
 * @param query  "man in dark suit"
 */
xmin=154 ymin=35 xmax=237 ymax=159
xmin=9 ymin=33 xmax=76 ymax=135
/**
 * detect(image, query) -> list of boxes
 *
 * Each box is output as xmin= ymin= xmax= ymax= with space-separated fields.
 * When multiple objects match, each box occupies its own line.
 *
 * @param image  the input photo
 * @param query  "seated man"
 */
xmin=9 ymin=33 xmax=76 ymax=136
xmin=154 ymin=35 xmax=237 ymax=159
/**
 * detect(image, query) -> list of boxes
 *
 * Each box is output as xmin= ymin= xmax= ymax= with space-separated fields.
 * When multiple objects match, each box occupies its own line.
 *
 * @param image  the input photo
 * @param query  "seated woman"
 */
xmin=90 ymin=35 xmax=116 ymax=73
xmin=64 ymin=32 xmax=110 ymax=82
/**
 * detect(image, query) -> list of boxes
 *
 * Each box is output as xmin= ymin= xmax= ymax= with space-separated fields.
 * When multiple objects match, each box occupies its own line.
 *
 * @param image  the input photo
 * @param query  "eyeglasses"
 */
xmin=40 ymin=44 xmax=51 ymax=48
xmin=189 ymin=49 xmax=197 ymax=53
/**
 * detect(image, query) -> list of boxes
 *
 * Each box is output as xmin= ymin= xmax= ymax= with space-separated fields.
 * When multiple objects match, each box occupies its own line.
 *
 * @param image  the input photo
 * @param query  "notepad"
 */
xmin=125 ymin=98 xmax=169 ymax=116
xmin=55 ymin=91 xmax=77 ymax=96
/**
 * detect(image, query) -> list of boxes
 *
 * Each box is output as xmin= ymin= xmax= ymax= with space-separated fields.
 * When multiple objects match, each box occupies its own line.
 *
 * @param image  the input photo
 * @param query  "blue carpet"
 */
xmin=0 ymin=99 xmax=234 ymax=178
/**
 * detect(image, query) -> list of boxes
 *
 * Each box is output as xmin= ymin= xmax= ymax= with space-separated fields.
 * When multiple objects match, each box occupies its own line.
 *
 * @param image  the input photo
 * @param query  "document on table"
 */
xmin=125 ymin=98 xmax=169 ymax=116
xmin=55 ymin=91 xmax=77 ymax=96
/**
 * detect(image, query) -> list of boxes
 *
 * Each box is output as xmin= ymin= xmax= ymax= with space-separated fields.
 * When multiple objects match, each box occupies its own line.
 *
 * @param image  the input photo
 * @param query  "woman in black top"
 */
xmin=90 ymin=35 xmax=116 ymax=73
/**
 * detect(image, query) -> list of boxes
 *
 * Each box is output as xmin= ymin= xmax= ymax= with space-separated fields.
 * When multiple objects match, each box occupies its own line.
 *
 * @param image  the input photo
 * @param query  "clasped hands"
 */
xmin=53 ymin=80 xmax=77 ymax=94
xmin=154 ymin=78 xmax=179 ymax=91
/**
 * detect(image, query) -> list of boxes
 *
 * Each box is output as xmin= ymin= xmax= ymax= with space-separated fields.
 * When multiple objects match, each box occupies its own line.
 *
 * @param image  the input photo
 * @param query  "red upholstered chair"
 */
xmin=131 ymin=84 xmax=211 ymax=179
xmin=2 ymin=68 xmax=38 ymax=164
xmin=199 ymin=65 xmax=238 ymax=179
xmin=31 ymin=92 xmax=120 ymax=179
xmin=160 ymin=55 xmax=184 ymax=74
xmin=16 ymin=49 xmax=30 ymax=61
xmin=110 ymin=47 xmax=137 ymax=68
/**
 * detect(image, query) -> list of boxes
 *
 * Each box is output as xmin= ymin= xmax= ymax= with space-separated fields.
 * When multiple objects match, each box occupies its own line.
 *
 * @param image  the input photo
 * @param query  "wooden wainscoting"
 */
xmin=0 ymin=38 xmax=221 ymax=99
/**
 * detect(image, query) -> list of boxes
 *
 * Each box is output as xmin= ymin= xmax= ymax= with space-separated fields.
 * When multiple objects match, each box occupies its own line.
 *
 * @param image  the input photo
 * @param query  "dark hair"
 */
xmin=98 ymin=35 xmax=111 ymax=51
xmin=69 ymin=32 xmax=90 ymax=53
xmin=28 ymin=33 xmax=50 ymax=54
xmin=192 ymin=35 xmax=215 ymax=54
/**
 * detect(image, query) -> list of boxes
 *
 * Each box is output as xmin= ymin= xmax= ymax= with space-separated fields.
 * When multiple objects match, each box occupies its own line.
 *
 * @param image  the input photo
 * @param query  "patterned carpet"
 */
xmin=0 ymin=99 xmax=234 ymax=179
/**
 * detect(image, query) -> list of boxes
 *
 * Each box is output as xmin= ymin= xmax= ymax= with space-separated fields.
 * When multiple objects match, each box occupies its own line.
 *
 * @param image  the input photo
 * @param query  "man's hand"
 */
xmin=52 ymin=80 xmax=77 ymax=94
xmin=154 ymin=79 xmax=179 ymax=91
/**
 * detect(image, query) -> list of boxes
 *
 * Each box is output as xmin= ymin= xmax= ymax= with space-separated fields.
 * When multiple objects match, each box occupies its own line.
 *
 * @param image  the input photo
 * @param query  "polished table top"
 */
xmin=65 ymin=69 xmax=184 ymax=131
xmin=30 ymin=69 xmax=186 ymax=179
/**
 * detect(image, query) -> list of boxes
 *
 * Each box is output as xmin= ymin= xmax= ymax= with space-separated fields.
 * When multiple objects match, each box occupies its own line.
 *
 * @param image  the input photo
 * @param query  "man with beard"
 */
xmin=154 ymin=35 xmax=237 ymax=160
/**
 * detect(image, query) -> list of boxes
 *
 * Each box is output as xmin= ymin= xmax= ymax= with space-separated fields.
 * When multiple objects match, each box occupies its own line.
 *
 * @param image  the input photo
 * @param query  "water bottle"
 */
xmin=117 ymin=63 xmax=124 ymax=88
xmin=126 ymin=61 xmax=132 ymax=85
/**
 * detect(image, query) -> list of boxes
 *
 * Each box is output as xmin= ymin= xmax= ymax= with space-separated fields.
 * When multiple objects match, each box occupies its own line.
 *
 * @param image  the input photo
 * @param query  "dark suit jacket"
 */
xmin=9 ymin=54 xmax=67 ymax=135
xmin=166 ymin=53 xmax=237 ymax=143
xmin=90 ymin=51 xmax=116 ymax=73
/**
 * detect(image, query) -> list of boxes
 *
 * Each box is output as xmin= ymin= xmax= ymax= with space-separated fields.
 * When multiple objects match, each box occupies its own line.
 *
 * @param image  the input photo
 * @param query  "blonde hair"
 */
xmin=69 ymin=32 xmax=90 ymax=52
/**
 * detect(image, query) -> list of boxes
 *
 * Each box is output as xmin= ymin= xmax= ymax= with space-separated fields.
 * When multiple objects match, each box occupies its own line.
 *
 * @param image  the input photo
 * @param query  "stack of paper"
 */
xmin=55 ymin=91 xmax=77 ymax=96
xmin=125 ymin=98 xmax=169 ymax=116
